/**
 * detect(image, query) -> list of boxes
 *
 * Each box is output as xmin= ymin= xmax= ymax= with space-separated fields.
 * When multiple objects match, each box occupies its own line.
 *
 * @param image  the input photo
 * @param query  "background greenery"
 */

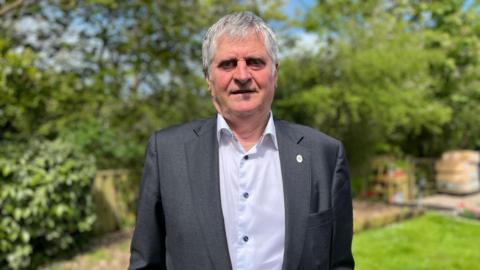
xmin=2 ymin=0 xmax=479 ymax=173
xmin=0 ymin=139 xmax=96 ymax=269
xmin=0 ymin=0 xmax=286 ymax=168
xmin=1 ymin=0 xmax=480 ymax=268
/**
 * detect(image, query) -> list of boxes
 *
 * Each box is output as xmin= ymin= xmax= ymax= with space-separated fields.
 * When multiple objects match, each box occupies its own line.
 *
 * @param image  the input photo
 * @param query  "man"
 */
xmin=129 ymin=11 xmax=354 ymax=270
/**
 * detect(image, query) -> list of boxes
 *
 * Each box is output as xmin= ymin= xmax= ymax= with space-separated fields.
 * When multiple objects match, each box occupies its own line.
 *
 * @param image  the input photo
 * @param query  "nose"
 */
xmin=233 ymin=60 xmax=251 ymax=85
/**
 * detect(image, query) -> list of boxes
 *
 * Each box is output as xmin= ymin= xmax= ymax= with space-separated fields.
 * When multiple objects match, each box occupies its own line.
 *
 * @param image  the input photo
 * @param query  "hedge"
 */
xmin=0 ymin=139 xmax=96 ymax=269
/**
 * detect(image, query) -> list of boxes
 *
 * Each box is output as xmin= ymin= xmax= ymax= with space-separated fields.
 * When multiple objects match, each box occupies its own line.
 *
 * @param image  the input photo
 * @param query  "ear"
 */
xmin=206 ymin=76 xmax=214 ymax=97
xmin=274 ymin=63 xmax=279 ymax=87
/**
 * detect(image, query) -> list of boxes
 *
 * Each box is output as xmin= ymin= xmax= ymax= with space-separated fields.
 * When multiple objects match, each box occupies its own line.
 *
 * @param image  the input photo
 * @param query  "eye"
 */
xmin=218 ymin=59 xmax=237 ymax=70
xmin=246 ymin=58 xmax=266 ymax=69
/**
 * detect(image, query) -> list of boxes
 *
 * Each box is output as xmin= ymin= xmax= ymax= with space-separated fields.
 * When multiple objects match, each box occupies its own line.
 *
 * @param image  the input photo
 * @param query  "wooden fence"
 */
xmin=92 ymin=169 xmax=139 ymax=234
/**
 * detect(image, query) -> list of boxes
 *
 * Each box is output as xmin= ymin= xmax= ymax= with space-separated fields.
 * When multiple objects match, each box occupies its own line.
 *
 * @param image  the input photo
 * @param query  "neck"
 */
xmin=224 ymin=112 xmax=270 ymax=152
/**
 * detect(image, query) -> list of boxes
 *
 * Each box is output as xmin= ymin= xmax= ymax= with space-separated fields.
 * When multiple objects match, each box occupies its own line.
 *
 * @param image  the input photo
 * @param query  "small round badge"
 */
xmin=296 ymin=154 xmax=303 ymax=163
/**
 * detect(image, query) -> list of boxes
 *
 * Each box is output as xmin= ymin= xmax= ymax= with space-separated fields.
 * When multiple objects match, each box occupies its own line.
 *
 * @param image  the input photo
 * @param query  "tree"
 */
xmin=274 ymin=0 xmax=480 ymax=176
xmin=0 ymin=0 xmax=287 ymax=168
xmin=403 ymin=0 xmax=480 ymax=154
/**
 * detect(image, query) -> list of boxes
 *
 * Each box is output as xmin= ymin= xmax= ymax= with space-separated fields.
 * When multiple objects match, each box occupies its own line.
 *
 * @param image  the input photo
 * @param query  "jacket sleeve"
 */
xmin=129 ymin=134 xmax=167 ymax=270
xmin=331 ymin=142 xmax=355 ymax=270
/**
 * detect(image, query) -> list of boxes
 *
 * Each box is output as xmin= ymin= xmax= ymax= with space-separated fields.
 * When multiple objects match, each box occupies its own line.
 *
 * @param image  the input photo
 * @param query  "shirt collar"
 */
xmin=216 ymin=112 xmax=278 ymax=150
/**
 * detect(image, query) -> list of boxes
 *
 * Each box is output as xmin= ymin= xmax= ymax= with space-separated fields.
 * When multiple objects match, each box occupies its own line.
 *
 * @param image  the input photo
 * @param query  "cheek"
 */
xmin=215 ymin=80 xmax=231 ymax=92
xmin=209 ymin=73 xmax=231 ymax=91
xmin=257 ymin=70 xmax=276 ymax=85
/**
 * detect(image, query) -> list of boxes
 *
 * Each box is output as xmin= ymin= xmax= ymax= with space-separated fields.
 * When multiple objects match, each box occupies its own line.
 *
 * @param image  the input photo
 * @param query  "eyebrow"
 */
xmin=245 ymin=57 xmax=266 ymax=63
xmin=217 ymin=57 xmax=266 ymax=65
xmin=218 ymin=58 xmax=237 ymax=64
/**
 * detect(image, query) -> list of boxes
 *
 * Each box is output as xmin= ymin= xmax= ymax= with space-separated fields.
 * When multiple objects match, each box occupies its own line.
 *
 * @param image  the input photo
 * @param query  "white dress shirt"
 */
xmin=217 ymin=113 xmax=285 ymax=270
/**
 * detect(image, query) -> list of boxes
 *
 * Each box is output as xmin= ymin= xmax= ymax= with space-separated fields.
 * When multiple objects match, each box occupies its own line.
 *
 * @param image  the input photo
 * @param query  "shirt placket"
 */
xmin=235 ymin=143 xmax=256 ymax=270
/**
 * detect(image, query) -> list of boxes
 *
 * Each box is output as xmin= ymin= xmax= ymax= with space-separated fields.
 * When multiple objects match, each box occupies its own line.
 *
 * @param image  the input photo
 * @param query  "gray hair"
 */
xmin=202 ymin=11 xmax=279 ymax=78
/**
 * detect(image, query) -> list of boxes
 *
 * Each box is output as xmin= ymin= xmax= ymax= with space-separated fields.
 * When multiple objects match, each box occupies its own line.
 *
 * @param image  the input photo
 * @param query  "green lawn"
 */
xmin=353 ymin=212 xmax=480 ymax=270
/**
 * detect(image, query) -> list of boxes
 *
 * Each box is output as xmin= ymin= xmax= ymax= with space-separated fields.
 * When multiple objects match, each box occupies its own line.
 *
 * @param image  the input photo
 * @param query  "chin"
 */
xmin=230 ymin=101 xmax=261 ymax=111
xmin=229 ymin=106 xmax=265 ymax=117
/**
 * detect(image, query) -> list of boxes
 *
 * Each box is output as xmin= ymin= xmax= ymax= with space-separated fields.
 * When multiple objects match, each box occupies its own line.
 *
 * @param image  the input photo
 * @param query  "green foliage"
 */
xmin=0 ymin=0 xmax=287 ymax=170
xmin=276 ymin=0 xmax=480 ymax=175
xmin=419 ymin=2 xmax=480 ymax=152
xmin=0 ymin=140 xmax=96 ymax=269
xmin=0 ymin=39 xmax=134 ymax=169
xmin=353 ymin=213 xmax=480 ymax=270
xmin=275 ymin=19 xmax=452 ymax=173
xmin=0 ymin=44 xmax=60 ymax=140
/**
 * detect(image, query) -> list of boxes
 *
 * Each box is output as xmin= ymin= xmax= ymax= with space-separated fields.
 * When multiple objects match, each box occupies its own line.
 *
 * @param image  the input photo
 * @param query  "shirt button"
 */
xmin=243 ymin=192 xmax=249 ymax=199
xmin=244 ymin=155 xmax=249 ymax=160
xmin=243 ymin=236 xmax=249 ymax=242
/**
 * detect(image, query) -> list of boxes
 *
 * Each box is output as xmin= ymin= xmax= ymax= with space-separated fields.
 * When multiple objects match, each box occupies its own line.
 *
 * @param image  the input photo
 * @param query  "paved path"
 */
xmin=418 ymin=192 xmax=480 ymax=211
xmin=353 ymin=200 xmax=422 ymax=232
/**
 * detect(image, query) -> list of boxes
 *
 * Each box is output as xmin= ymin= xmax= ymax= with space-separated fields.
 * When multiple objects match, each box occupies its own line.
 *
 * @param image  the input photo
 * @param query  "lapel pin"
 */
xmin=296 ymin=154 xmax=303 ymax=163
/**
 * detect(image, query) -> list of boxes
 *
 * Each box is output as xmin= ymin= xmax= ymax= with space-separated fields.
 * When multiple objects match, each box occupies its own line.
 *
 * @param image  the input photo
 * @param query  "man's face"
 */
xmin=207 ymin=33 xmax=277 ymax=119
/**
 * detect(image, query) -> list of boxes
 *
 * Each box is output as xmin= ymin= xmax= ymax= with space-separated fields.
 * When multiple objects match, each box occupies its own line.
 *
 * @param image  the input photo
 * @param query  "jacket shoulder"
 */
xmin=148 ymin=117 xmax=215 ymax=145
xmin=275 ymin=119 xmax=341 ymax=148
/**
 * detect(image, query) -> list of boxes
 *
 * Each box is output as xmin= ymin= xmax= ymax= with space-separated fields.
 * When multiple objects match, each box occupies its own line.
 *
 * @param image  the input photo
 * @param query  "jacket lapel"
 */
xmin=185 ymin=118 xmax=232 ymax=270
xmin=276 ymin=120 xmax=312 ymax=270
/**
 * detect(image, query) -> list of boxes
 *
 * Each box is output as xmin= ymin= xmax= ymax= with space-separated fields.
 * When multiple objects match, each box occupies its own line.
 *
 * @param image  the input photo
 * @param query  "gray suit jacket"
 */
xmin=129 ymin=117 xmax=354 ymax=270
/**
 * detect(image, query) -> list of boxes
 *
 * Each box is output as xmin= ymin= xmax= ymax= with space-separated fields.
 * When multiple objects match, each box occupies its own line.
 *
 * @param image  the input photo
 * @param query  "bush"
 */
xmin=0 ymin=139 xmax=96 ymax=269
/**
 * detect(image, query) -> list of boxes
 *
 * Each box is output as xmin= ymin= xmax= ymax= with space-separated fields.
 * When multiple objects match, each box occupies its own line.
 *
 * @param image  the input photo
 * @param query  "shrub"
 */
xmin=0 ymin=139 xmax=96 ymax=269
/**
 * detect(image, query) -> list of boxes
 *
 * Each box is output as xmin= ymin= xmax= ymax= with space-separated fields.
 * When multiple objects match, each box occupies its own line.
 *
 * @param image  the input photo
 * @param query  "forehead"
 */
xmin=213 ymin=32 xmax=268 ymax=59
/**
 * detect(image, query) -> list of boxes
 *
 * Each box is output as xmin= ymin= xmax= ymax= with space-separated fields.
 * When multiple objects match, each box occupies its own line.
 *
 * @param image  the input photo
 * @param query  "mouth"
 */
xmin=230 ymin=89 xmax=256 ymax=95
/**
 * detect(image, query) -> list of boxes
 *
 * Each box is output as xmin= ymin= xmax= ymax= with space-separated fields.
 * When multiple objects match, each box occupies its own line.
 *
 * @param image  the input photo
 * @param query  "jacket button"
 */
xmin=243 ymin=236 xmax=249 ymax=242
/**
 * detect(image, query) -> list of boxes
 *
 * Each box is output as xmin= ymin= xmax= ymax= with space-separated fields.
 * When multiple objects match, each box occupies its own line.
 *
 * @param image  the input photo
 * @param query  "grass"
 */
xmin=353 ymin=212 xmax=480 ymax=270
xmin=86 ymin=249 xmax=108 ymax=263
